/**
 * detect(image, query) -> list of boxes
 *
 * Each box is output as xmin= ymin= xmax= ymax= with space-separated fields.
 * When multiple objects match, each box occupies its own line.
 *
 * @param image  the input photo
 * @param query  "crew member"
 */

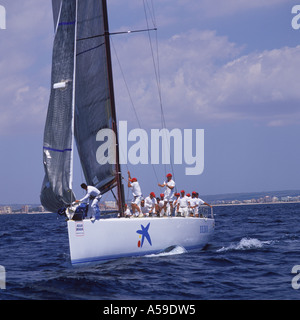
xmin=127 ymin=171 xmax=142 ymax=215
xmin=76 ymin=183 xmax=101 ymax=220
xmin=144 ymin=192 xmax=157 ymax=216
xmin=177 ymin=190 xmax=189 ymax=217
xmin=158 ymin=173 xmax=175 ymax=216
xmin=196 ymin=192 xmax=213 ymax=217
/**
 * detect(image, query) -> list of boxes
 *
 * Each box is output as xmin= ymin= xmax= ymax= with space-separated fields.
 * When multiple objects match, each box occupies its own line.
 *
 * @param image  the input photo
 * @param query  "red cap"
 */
xmin=175 ymin=193 xmax=180 ymax=197
xmin=150 ymin=192 xmax=155 ymax=197
xmin=186 ymin=193 xmax=191 ymax=197
xmin=166 ymin=173 xmax=172 ymax=178
xmin=130 ymin=178 xmax=137 ymax=182
xmin=192 ymin=191 xmax=197 ymax=195
xmin=160 ymin=193 xmax=164 ymax=198
xmin=180 ymin=190 xmax=185 ymax=193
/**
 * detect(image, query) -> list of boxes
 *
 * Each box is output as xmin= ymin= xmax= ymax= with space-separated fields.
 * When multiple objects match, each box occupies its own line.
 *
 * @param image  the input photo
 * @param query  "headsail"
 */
xmin=40 ymin=0 xmax=77 ymax=212
xmin=74 ymin=1 xmax=118 ymax=194
xmin=52 ymin=0 xmax=62 ymax=29
xmin=41 ymin=0 xmax=125 ymax=212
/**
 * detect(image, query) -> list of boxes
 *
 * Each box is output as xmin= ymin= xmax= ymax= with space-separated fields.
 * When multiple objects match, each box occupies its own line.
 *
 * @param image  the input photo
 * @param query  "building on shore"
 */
xmin=0 ymin=206 xmax=12 ymax=214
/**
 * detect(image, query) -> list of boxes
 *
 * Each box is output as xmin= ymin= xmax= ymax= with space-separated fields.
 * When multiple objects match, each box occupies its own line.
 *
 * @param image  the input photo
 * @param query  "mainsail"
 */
xmin=41 ymin=0 xmax=76 ymax=212
xmin=41 ymin=0 xmax=124 ymax=212
xmin=75 ymin=0 xmax=117 ymax=193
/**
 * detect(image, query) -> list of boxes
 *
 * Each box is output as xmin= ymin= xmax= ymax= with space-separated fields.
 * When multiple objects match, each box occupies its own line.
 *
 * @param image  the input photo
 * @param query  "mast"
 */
xmin=102 ymin=0 xmax=125 ymax=214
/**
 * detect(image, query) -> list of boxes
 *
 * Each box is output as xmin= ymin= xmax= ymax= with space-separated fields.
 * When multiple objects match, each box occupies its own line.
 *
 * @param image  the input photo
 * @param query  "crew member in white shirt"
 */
xmin=186 ymin=193 xmax=192 ymax=215
xmin=189 ymin=192 xmax=198 ymax=216
xmin=177 ymin=190 xmax=189 ymax=217
xmin=158 ymin=173 xmax=175 ymax=216
xmin=172 ymin=192 xmax=180 ymax=216
xmin=140 ymin=199 xmax=148 ymax=216
xmin=76 ymin=183 xmax=102 ymax=220
xmin=144 ymin=192 xmax=157 ymax=216
xmin=158 ymin=193 xmax=167 ymax=216
xmin=127 ymin=171 xmax=142 ymax=215
xmin=196 ymin=192 xmax=212 ymax=217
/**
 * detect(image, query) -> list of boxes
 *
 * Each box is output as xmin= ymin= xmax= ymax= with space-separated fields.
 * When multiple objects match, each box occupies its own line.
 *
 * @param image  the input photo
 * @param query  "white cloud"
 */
xmin=205 ymin=46 xmax=300 ymax=124
xmin=113 ymin=29 xmax=300 ymax=128
xmin=0 ymin=0 xmax=298 ymax=139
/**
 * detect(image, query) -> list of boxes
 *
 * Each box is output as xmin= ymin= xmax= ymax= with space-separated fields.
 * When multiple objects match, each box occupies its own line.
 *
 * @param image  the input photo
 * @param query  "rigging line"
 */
xmin=142 ymin=0 xmax=177 ymax=185
xmin=143 ymin=0 xmax=157 ymax=28
xmin=142 ymin=0 xmax=165 ymax=132
xmin=76 ymin=28 xmax=157 ymax=42
xmin=142 ymin=0 xmax=176 ymax=179
xmin=110 ymin=38 xmax=160 ymax=186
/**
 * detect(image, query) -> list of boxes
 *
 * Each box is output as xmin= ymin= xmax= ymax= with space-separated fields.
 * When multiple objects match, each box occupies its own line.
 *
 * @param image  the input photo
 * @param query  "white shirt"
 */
xmin=196 ymin=197 xmax=205 ymax=206
xmin=158 ymin=199 xmax=165 ymax=208
xmin=130 ymin=181 xmax=142 ymax=197
xmin=80 ymin=186 xmax=101 ymax=202
xmin=178 ymin=196 xmax=189 ymax=207
xmin=145 ymin=196 xmax=157 ymax=211
xmin=189 ymin=197 xmax=197 ymax=207
xmin=163 ymin=179 xmax=175 ymax=197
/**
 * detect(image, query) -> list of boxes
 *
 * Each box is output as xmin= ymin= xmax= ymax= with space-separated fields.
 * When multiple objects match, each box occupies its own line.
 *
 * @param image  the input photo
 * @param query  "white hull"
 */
xmin=67 ymin=217 xmax=215 ymax=265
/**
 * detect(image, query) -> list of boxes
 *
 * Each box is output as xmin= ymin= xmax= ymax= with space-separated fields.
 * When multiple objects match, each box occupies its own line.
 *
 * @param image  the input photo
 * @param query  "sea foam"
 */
xmin=217 ymin=237 xmax=273 ymax=253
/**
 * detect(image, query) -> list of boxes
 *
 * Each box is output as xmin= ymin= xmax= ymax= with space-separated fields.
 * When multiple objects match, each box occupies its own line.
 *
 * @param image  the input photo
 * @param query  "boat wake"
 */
xmin=145 ymin=245 xmax=187 ymax=258
xmin=217 ymin=237 xmax=274 ymax=253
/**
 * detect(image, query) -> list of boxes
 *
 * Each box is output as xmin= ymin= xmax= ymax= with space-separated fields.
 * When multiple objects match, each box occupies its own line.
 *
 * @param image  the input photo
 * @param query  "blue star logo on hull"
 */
xmin=136 ymin=223 xmax=152 ymax=248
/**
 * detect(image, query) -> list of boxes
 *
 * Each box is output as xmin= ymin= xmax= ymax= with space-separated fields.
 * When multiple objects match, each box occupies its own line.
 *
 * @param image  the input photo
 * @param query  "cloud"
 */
xmin=113 ymin=29 xmax=300 ymax=128
xmin=204 ymin=45 xmax=300 ymax=125
xmin=1 ymin=0 xmax=298 ymax=139
xmin=0 ymin=1 xmax=52 ymax=136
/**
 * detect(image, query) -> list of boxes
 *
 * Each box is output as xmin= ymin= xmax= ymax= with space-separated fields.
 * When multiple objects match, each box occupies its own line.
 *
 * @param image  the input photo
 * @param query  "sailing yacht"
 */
xmin=41 ymin=0 xmax=215 ymax=265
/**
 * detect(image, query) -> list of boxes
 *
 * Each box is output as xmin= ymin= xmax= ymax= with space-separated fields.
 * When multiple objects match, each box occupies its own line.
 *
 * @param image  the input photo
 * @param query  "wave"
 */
xmin=217 ymin=237 xmax=274 ymax=253
xmin=145 ymin=245 xmax=187 ymax=258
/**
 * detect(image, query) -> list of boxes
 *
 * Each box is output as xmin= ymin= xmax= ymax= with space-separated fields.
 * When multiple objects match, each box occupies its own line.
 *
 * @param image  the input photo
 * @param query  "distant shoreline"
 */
xmin=213 ymin=201 xmax=300 ymax=207
xmin=0 ymin=201 xmax=299 ymax=215
xmin=0 ymin=211 xmax=52 ymax=215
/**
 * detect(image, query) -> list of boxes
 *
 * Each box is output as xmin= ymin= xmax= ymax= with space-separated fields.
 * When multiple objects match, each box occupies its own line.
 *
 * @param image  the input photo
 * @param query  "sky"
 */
xmin=0 ymin=0 xmax=300 ymax=204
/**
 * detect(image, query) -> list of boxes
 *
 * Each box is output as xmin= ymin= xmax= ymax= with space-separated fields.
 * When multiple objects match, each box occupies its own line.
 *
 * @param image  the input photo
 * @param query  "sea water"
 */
xmin=0 ymin=203 xmax=300 ymax=300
